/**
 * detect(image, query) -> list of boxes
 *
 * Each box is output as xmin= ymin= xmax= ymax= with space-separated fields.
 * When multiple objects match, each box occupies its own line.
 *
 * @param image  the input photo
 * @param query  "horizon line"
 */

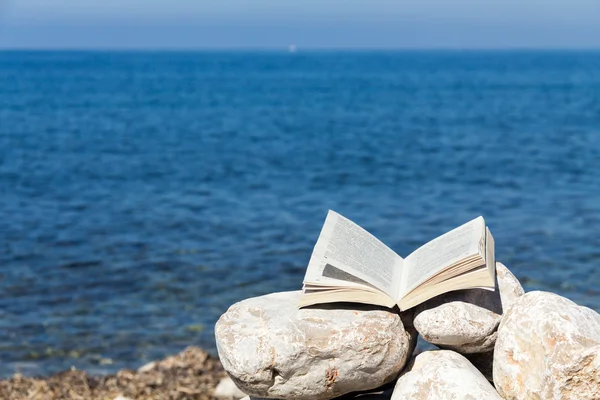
xmin=2 ymin=46 xmax=600 ymax=52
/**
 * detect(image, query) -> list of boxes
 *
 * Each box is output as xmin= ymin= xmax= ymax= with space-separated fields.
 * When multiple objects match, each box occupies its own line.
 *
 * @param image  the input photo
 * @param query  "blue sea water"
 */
xmin=1 ymin=50 xmax=600 ymax=377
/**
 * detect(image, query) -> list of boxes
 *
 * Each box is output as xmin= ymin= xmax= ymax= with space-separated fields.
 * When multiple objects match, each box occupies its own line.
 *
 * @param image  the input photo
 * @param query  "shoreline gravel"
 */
xmin=0 ymin=346 xmax=228 ymax=400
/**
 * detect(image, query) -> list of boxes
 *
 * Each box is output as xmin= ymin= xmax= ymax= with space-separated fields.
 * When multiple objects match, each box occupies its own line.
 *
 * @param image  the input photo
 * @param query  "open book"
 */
xmin=299 ymin=211 xmax=495 ymax=311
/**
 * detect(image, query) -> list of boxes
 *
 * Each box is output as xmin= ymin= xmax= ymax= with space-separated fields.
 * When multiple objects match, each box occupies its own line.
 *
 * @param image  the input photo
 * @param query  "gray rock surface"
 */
xmin=391 ymin=350 xmax=502 ymax=399
xmin=413 ymin=262 xmax=524 ymax=353
xmin=215 ymin=291 xmax=416 ymax=400
xmin=494 ymin=291 xmax=600 ymax=400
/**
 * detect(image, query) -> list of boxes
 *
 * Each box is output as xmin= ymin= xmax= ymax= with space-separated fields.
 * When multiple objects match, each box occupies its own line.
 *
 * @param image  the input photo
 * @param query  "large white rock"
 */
xmin=494 ymin=291 xmax=600 ymax=399
xmin=413 ymin=262 xmax=524 ymax=353
xmin=391 ymin=350 xmax=502 ymax=399
xmin=215 ymin=291 xmax=416 ymax=400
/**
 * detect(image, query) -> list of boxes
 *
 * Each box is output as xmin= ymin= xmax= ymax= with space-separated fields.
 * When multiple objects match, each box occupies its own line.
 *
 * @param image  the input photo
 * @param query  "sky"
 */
xmin=1 ymin=0 xmax=600 ymax=49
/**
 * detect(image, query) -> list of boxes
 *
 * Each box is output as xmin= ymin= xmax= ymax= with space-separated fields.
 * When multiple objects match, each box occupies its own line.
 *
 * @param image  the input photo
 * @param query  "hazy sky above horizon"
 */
xmin=2 ymin=0 xmax=600 ymax=49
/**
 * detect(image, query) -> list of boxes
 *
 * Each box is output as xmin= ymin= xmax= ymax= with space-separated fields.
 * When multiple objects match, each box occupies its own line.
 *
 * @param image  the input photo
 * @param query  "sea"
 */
xmin=1 ymin=50 xmax=600 ymax=377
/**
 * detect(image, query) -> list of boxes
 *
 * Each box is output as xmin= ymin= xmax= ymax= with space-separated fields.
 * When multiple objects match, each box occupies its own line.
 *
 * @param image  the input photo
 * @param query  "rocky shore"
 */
xmin=215 ymin=262 xmax=600 ymax=400
xmin=0 ymin=346 xmax=233 ymax=400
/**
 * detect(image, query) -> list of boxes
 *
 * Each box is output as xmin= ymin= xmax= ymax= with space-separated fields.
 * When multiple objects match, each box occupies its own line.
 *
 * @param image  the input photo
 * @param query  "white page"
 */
xmin=304 ymin=258 xmax=378 ymax=290
xmin=400 ymin=216 xmax=485 ymax=297
xmin=304 ymin=210 xmax=403 ymax=299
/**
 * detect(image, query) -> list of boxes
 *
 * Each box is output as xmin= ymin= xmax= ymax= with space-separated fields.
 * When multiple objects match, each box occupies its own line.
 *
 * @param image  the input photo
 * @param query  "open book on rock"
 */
xmin=299 ymin=211 xmax=495 ymax=311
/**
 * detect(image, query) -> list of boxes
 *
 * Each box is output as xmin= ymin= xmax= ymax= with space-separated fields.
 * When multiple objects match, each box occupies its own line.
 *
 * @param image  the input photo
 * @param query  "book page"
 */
xmin=304 ymin=210 xmax=403 ymax=298
xmin=400 ymin=216 xmax=485 ymax=297
xmin=485 ymin=227 xmax=496 ymax=280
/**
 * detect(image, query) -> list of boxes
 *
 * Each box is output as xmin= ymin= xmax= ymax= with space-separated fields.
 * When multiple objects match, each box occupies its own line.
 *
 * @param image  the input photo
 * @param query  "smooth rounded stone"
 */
xmin=391 ymin=350 xmax=502 ymax=399
xmin=495 ymin=262 xmax=524 ymax=308
xmin=413 ymin=262 xmax=524 ymax=353
xmin=215 ymin=291 xmax=416 ymax=400
xmin=494 ymin=291 xmax=600 ymax=400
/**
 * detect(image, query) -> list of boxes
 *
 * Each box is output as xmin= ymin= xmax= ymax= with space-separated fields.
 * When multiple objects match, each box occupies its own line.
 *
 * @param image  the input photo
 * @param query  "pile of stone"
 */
xmin=214 ymin=263 xmax=600 ymax=400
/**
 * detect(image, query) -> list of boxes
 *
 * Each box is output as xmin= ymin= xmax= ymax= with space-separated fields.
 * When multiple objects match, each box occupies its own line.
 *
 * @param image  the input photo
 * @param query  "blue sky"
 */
xmin=2 ymin=0 xmax=600 ymax=49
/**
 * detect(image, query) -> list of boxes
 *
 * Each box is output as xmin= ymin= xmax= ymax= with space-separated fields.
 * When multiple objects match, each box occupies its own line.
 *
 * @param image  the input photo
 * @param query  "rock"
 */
xmin=495 ymin=262 xmax=525 ymax=308
xmin=214 ymin=376 xmax=247 ymax=398
xmin=215 ymin=291 xmax=416 ymax=400
xmin=391 ymin=350 xmax=502 ymax=399
xmin=494 ymin=291 xmax=600 ymax=399
xmin=415 ymin=297 xmax=500 ymax=353
xmin=413 ymin=262 xmax=524 ymax=353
